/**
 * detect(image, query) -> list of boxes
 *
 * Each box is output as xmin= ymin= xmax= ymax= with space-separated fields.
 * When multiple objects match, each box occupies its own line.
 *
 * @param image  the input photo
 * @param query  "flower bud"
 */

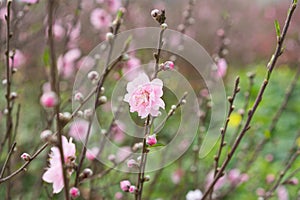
xmin=84 ymin=108 xmax=93 ymax=120
xmin=129 ymin=185 xmax=136 ymax=193
xmin=40 ymin=91 xmax=58 ymax=108
xmin=171 ymin=105 xmax=177 ymax=110
xmin=98 ymin=96 xmax=107 ymax=104
xmin=82 ymin=168 xmax=93 ymax=177
xmin=21 ymin=153 xmax=31 ymax=161
xmin=10 ymin=92 xmax=18 ymax=100
xmin=151 ymin=9 xmax=159 ymax=18
xmin=127 ymin=159 xmax=139 ymax=168
xmin=2 ymin=79 xmax=7 ymax=85
xmin=87 ymin=71 xmax=99 ymax=83
xmin=161 ymin=23 xmax=168 ymax=30
xmin=108 ymin=154 xmax=116 ymax=162
xmin=40 ymin=129 xmax=53 ymax=141
xmin=161 ymin=61 xmax=175 ymax=70
xmin=144 ymin=175 xmax=150 ymax=182
xmin=74 ymin=92 xmax=84 ymax=102
xmin=69 ymin=187 xmax=80 ymax=199
xmin=146 ymin=134 xmax=157 ymax=146
xmin=106 ymin=32 xmax=114 ymax=42
xmin=120 ymin=180 xmax=131 ymax=192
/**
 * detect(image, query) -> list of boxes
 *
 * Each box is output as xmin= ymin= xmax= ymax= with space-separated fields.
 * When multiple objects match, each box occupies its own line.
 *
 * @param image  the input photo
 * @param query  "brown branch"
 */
xmin=0 ymin=142 xmax=16 ymax=179
xmin=201 ymin=1 xmax=298 ymax=199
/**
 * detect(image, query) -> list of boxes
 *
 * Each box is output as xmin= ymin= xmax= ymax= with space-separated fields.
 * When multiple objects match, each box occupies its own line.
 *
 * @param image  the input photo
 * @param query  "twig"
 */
xmin=245 ymin=65 xmax=300 ymax=171
xmin=209 ymin=77 xmax=240 ymax=199
xmin=47 ymin=0 xmax=70 ymax=199
xmin=264 ymin=149 xmax=300 ymax=199
xmin=201 ymin=1 xmax=297 ymax=199
xmin=0 ymin=142 xmax=16 ymax=179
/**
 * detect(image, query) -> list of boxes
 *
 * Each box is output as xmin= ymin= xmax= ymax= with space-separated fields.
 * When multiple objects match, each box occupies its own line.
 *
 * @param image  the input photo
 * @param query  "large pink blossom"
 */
xmin=42 ymin=136 xmax=76 ymax=194
xmin=90 ymin=8 xmax=111 ymax=30
xmin=124 ymin=73 xmax=165 ymax=119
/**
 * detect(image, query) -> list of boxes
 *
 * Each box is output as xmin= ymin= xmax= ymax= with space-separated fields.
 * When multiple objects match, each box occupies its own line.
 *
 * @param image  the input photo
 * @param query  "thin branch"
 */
xmin=201 ymin=1 xmax=297 ymax=199
xmin=0 ymin=142 xmax=16 ymax=179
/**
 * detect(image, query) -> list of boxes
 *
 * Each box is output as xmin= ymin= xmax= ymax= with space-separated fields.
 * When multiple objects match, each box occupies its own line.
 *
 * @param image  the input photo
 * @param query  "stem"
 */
xmin=201 ymin=1 xmax=297 ymax=199
xmin=209 ymin=77 xmax=240 ymax=199
xmin=47 ymin=0 xmax=70 ymax=199
xmin=0 ymin=142 xmax=16 ymax=179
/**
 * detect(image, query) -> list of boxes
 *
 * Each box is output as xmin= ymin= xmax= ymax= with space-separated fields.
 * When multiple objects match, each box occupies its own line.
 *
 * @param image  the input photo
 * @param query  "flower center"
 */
xmin=134 ymin=89 xmax=150 ymax=106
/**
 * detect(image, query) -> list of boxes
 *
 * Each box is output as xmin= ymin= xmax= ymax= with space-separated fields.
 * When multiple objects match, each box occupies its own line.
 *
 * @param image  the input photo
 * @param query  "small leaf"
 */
xmin=264 ymin=130 xmax=271 ymax=139
xmin=43 ymin=48 xmax=50 ymax=67
xmin=274 ymin=20 xmax=281 ymax=37
xmin=148 ymin=143 xmax=165 ymax=148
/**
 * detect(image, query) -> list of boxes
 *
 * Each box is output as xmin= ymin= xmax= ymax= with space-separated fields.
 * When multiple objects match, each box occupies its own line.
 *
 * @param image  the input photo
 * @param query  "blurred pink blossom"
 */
xmin=124 ymin=73 xmax=165 ymax=119
xmin=129 ymin=185 xmax=136 ymax=193
xmin=90 ymin=8 xmax=112 ymax=30
xmin=215 ymin=58 xmax=227 ymax=78
xmin=120 ymin=180 xmax=131 ymax=192
xmin=42 ymin=136 xmax=76 ymax=193
xmin=277 ymin=186 xmax=289 ymax=200
xmin=40 ymin=91 xmax=58 ymax=108
xmin=266 ymin=174 xmax=275 ymax=184
xmin=122 ymin=56 xmax=142 ymax=81
xmin=19 ymin=0 xmax=39 ymax=4
xmin=69 ymin=119 xmax=89 ymax=141
xmin=256 ymin=188 xmax=265 ymax=196
xmin=115 ymin=192 xmax=123 ymax=199
xmin=116 ymin=146 xmax=131 ymax=162
xmin=206 ymin=170 xmax=227 ymax=191
xmin=107 ymin=0 xmax=121 ymax=12
xmin=111 ymin=122 xmax=126 ymax=143
xmin=171 ymin=168 xmax=184 ymax=184
xmin=57 ymin=48 xmax=81 ymax=78
xmin=53 ymin=23 xmax=65 ymax=41
xmin=86 ymin=147 xmax=99 ymax=161
xmin=9 ymin=50 xmax=26 ymax=68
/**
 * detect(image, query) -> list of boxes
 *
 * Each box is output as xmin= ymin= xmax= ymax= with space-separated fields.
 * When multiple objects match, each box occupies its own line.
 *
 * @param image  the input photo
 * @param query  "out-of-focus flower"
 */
xmin=42 ymin=136 xmax=76 ymax=194
xmin=57 ymin=48 xmax=81 ymax=78
xmin=120 ymin=180 xmax=131 ymax=192
xmin=115 ymin=192 xmax=123 ymax=199
xmin=256 ymin=188 xmax=265 ymax=196
xmin=9 ymin=49 xmax=26 ymax=68
xmin=69 ymin=119 xmax=89 ymax=141
xmin=277 ymin=186 xmax=289 ymax=200
xmin=19 ymin=0 xmax=39 ymax=4
xmin=53 ymin=23 xmax=65 ymax=41
xmin=90 ymin=8 xmax=112 ymax=30
xmin=146 ymin=134 xmax=157 ymax=146
xmin=228 ymin=113 xmax=242 ymax=128
xmin=124 ymin=73 xmax=165 ymax=119
xmin=40 ymin=91 xmax=58 ymax=108
xmin=111 ymin=122 xmax=125 ymax=143
xmin=116 ymin=146 xmax=132 ymax=162
xmin=86 ymin=147 xmax=99 ymax=161
xmin=171 ymin=168 xmax=184 ymax=184
xmin=216 ymin=58 xmax=227 ymax=78
xmin=186 ymin=189 xmax=203 ymax=200
xmin=122 ymin=56 xmax=142 ymax=81
xmin=205 ymin=170 xmax=226 ymax=191
xmin=127 ymin=159 xmax=138 ymax=168
xmin=107 ymin=0 xmax=121 ymax=12
xmin=69 ymin=187 xmax=80 ymax=199
xmin=266 ymin=174 xmax=275 ymax=184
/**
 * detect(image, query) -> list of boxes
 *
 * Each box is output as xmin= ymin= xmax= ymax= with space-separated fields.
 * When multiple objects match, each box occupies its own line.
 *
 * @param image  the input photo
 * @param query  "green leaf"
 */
xmin=43 ymin=48 xmax=50 ymax=67
xmin=117 ymin=9 xmax=124 ymax=19
xmin=148 ymin=143 xmax=165 ymax=148
xmin=264 ymin=130 xmax=271 ymax=139
xmin=274 ymin=20 xmax=281 ymax=37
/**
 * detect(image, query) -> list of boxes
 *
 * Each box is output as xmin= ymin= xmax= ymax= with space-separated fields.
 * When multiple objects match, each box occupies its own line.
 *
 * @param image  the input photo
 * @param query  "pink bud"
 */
xmin=74 ymin=92 xmax=84 ymax=102
xmin=40 ymin=91 xmax=58 ymax=108
xmin=21 ymin=153 xmax=31 ymax=161
xmin=115 ymin=192 xmax=123 ymax=199
xmin=146 ymin=134 xmax=157 ymax=146
xmin=40 ymin=130 xmax=53 ymax=141
xmin=127 ymin=159 xmax=138 ymax=168
xmin=129 ymin=185 xmax=136 ymax=193
xmin=151 ymin=9 xmax=159 ymax=18
xmin=161 ymin=61 xmax=174 ymax=70
xmin=69 ymin=187 xmax=80 ymax=199
xmin=266 ymin=174 xmax=275 ymax=184
xmin=120 ymin=180 xmax=131 ymax=192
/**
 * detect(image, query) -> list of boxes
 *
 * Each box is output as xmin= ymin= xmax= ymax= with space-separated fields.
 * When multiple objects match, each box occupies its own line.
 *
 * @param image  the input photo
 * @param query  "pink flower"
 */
xmin=40 ymin=91 xmax=58 ymax=108
xmin=266 ymin=174 xmax=275 ymax=184
xmin=107 ymin=0 xmax=121 ymax=12
xmin=277 ymin=186 xmax=289 ymax=200
xmin=69 ymin=119 xmax=89 ymax=141
xmin=124 ymin=73 xmax=165 ymax=119
xmin=171 ymin=169 xmax=184 ymax=184
xmin=9 ymin=49 xmax=26 ymax=68
xmin=42 ymin=136 xmax=76 ymax=194
xmin=19 ymin=0 xmax=39 ymax=4
xmin=115 ymin=192 xmax=123 ymax=199
xmin=215 ymin=58 xmax=227 ymax=78
xmin=205 ymin=170 xmax=226 ymax=191
xmin=129 ymin=185 xmax=136 ymax=193
xmin=120 ymin=180 xmax=131 ymax=192
xmin=53 ymin=23 xmax=65 ymax=41
xmin=69 ymin=187 xmax=80 ymax=198
xmin=57 ymin=48 xmax=81 ymax=78
xmin=122 ymin=57 xmax=142 ymax=81
xmin=90 ymin=8 xmax=112 ymax=30
xmin=186 ymin=189 xmax=203 ymax=200
xmin=127 ymin=159 xmax=138 ymax=168
xmin=146 ymin=134 xmax=157 ymax=146
xmin=86 ymin=147 xmax=99 ymax=161
xmin=111 ymin=122 xmax=125 ymax=143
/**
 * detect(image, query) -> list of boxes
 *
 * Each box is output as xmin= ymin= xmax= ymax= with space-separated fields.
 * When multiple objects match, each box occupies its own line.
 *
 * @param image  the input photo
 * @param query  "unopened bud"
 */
xmin=98 ymin=96 xmax=107 ymax=104
xmin=74 ymin=92 xmax=84 ymax=102
xmin=106 ymin=32 xmax=114 ymax=42
xmin=69 ymin=187 xmax=80 ymax=199
xmin=21 ymin=153 xmax=31 ymax=161
xmin=87 ymin=71 xmax=99 ymax=83
xmin=161 ymin=23 xmax=168 ymax=30
xmin=40 ymin=129 xmax=53 ymax=141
